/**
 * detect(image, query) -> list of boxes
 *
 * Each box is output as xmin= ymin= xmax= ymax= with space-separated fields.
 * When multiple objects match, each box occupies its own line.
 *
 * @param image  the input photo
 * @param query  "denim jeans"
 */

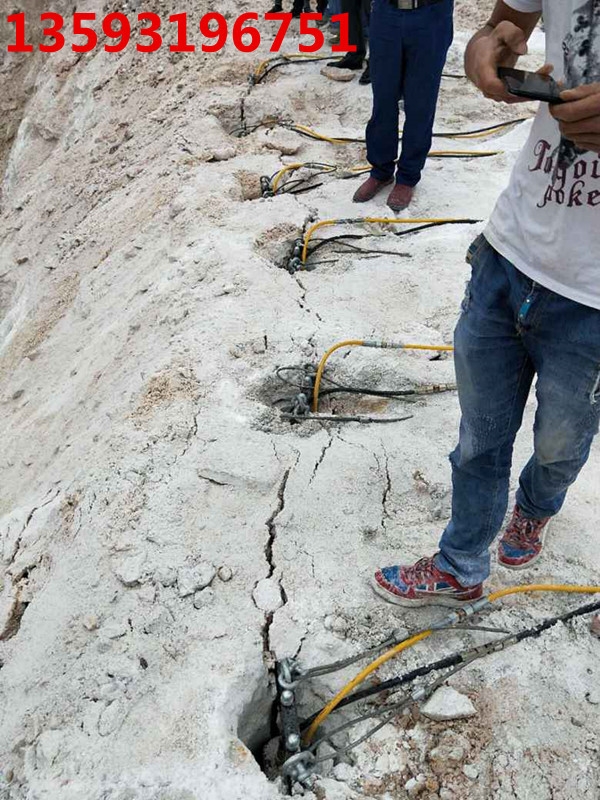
xmin=366 ymin=0 xmax=453 ymax=186
xmin=436 ymin=235 xmax=600 ymax=586
xmin=328 ymin=0 xmax=341 ymax=23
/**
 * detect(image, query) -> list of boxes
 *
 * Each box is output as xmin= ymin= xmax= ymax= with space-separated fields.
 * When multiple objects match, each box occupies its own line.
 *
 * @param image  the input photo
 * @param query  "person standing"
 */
xmin=268 ymin=0 xmax=327 ymax=17
xmin=353 ymin=0 xmax=454 ymax=211
xmin=326 ymin=0 xmax=371 ymax=83
xmin=372 ymin=0 xmax=600 ymax=607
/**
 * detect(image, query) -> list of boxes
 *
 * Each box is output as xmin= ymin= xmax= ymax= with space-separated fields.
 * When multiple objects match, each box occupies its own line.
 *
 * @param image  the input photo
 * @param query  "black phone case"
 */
xmin=498 ymin=67 xmax=564 ymax=105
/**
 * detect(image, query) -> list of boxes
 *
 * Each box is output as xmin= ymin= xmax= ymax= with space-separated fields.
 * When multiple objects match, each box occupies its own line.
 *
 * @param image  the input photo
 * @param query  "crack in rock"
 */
xmin=255 ymin=456 xmax=298 ymax=662
xmin=178 ymin=410 xmax=199 ymax=459
xmin=239 ymin=96 xmax=247 ymax=133
xmin=0 ymin=567 xmax=36 ymax=641
xmin=309 ymin=432 xmax=334 ymax=485
xmin=293 ymin=276 xmax=324 ymax=321
xmin=374 ymin=445 xmax=392 ymax=530
xmin=298 ymin=545 xmax=316 ymax=579
xmin=8 ymin=487 xmax=60 ymax=568
xmin=197 ymin=473 xmax=231 ymax=487
xmin=0 ymin=593 xmax=30 ymax=641
xmin=292 ymin=626 xmax=309 ymax=662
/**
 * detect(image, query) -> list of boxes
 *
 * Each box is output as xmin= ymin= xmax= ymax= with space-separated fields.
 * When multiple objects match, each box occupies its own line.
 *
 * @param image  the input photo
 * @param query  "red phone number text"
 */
xmin=6 ymin=12 xmax=356 ymax=54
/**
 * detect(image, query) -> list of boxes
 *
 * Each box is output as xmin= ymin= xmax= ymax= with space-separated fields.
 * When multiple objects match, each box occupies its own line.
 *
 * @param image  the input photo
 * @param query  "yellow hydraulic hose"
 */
xmin=254 ymin=53 xmax=332 ymax=81
xmin=430 ymin=149 xmax=502 ymax=156
xmin=271 ymin=162 xmax=337 ymax=193
xmin=312 ymin=340 xmax=365 ymax=412
xmin=271 ymin=163 xmax=310 ymax=192
xmin=312 ymin=340 xmax=454 ymax=412
xmin=271 ymin=152 xmax=501 ymax=193
xmin=304 ymin=630 xmax=432 ymax=744
xmin=284 ymin=119 xmax=526 ymax=147
xmin=340 ymin=154 xmax=501 ymax=176
xmin=488 ymin=584 xmax=600 ymax=602
xmin=302 ymin=219 xmax=341 ymax=261
xmin=442 ymin=124 xmax=516 ymax=140
xmin=304 ymin=583 xmax=600 ymax=744
xmin=292 ymin=124 xmax=353 ymax=145
xmin=302 ymin=217 xmax=468 ymax=263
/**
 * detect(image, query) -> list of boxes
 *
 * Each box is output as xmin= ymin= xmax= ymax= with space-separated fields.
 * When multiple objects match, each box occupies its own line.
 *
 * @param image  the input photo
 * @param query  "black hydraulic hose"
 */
xmin=432 ymin=117 xmax=530 ymax=137
xmin=299 ymin=597 xmax=600 ymax=730
xmin=288 ymin=182 xmax=326 ymax=195
xmin=307 ymin=233 xmax=367 ymax=257
xmin=318 ymin=386 xmax=440 ymax=399
xmin=256 ymin=57 xmax=333 ymax=83
xmin=393 ymin=219 xmax=481 ymax=238
xmin=305 ymin=219 xmax=482 ymax=259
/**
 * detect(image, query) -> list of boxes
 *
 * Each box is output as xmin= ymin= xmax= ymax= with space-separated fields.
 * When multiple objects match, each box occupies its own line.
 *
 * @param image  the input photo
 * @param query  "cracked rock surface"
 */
xmin=1 ymin=3 xmax=600 ymax=800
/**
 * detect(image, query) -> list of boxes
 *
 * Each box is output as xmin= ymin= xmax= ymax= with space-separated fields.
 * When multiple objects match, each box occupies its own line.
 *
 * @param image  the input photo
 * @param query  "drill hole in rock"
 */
xmin=253 ymin=223 xmax=303 ymax=273
xmin=237 ymin=672 xmax=281 ymax=779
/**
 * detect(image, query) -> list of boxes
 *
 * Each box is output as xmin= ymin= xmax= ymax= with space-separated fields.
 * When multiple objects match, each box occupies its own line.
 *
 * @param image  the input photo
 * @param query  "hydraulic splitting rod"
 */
xmin=274 ymin=594 xmax=600 ymax=788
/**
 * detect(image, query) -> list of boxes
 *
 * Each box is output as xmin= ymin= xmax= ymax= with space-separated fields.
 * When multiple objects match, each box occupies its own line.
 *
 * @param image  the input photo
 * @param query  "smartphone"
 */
xmin=497 ymin=67 xmax=564 ymax=105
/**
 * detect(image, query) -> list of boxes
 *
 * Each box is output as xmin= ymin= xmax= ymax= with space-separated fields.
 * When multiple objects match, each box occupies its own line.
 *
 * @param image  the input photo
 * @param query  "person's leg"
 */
xmin=434 ymin=237 xmax=536 ymax=587
xmin=365 ymin=0 xmax=403 ymax=182
xmin=327 ymin=0 xmax=365 ymax=66
xmin=348 ymin=0 xmax=366 ymax=58
xmin=373 ymin=237 xmax=537 ymax=605
xmin=358 ymin=0 xmax=370 ymax=83
xmin=516 ymin=293 xmax=600 ymax=518
xmin=362 ymin=0 xmax=370 ymax=35
xmin=328 ymin=0 xmax=341 ymax=30
xmin=395 ymin=0 xmax=453 ymax=187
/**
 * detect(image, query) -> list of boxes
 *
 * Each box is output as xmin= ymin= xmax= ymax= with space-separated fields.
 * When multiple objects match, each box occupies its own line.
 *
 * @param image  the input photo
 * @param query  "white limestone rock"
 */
xmin=252 ymin=578 xmax=283 ymax=613
xmin=421 ymin=687 xmax=477 ymax=721
xmin=177 ymin=563 xmax=216 ymax=597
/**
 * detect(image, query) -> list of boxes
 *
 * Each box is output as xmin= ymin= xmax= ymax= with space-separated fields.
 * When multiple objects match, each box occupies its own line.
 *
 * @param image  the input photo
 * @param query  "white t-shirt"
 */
xmin=485 ymin=0 xmax=600 ymax=310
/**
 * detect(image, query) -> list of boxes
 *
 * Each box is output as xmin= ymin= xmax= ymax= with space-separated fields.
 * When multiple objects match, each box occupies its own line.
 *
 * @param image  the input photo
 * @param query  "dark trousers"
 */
xmin=366 ymin=0 xmax=453 ymax=187
xmin=299 ymin=0 xmax=328 ymax=12
xmin=341 ymin=0 xmax=370 ymax=58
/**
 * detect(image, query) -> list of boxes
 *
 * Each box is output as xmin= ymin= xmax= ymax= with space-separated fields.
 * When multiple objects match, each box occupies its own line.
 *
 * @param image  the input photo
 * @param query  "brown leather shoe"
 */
xmin=353 ymin=176 xmax=393 ymax=203
xmin=387 ymin=183 xmax=414 ymax=212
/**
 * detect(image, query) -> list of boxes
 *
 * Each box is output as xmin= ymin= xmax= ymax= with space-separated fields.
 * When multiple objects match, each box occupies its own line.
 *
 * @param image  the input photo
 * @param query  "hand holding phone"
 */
xmin=551 ymin=82 xmax=600 ymax=153
xmin=498 ymin=67 xmax=564 ymax=105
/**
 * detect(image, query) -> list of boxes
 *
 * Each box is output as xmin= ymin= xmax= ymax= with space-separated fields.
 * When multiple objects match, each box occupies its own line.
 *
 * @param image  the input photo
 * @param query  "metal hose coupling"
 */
xmin=429 ymin=597 xmax=491 ymax=631
xmin=287 ymin=238 xmax=305 ymax=273
xmin=281 ymin=751 xmax=316 ymax=786
xmin=260 ymin=176 xmax=274 ymax=197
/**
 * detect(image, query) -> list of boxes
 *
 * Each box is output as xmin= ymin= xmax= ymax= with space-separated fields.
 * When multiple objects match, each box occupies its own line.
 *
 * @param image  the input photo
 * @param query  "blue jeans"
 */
xmin=436 ymin=235 xmax=600 ymax=586
xmin=366 ymin=0 xmax=453 ymax=187
xmin=327 ymin=0 xmax=341 ymax=21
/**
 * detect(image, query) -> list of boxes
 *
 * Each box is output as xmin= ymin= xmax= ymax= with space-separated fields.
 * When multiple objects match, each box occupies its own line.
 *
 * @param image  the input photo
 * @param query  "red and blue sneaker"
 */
xmin=372 ymin=555 xmax=483 ymax=607
xmin=497 ymin=505 xmax=551 ymax=570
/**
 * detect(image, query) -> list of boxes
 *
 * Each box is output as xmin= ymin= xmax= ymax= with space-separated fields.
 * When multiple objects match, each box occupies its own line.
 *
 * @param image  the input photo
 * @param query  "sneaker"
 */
xmin=352 ymin=176 xmax=393 ymax=202
xmin=387 ymin=183 xmax=414 ymax=212
xmin=497 ymin=505 xmax=551 ymax=570
xmin=372 ymin=556 xmax=484 ymax=607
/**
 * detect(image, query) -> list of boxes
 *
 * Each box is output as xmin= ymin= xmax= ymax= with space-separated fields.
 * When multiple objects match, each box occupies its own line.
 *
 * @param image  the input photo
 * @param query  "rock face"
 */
xmin=421 ymin=687 xmax=477 ymax=722
xmin=2 ymin=2 xmax=600 ymax=799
